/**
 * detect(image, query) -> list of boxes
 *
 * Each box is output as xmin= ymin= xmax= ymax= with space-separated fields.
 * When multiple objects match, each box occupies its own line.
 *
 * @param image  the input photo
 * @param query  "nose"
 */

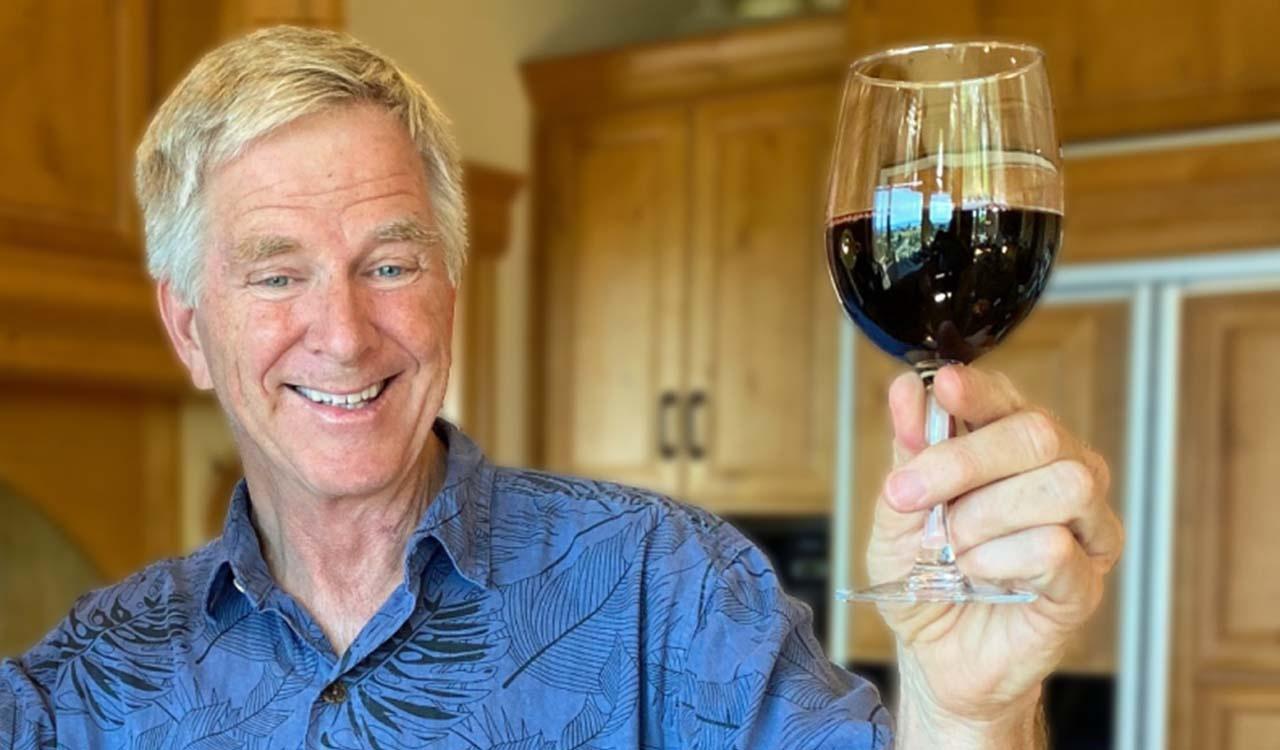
xmin=304 ymin=274 xmax=377 ymax=364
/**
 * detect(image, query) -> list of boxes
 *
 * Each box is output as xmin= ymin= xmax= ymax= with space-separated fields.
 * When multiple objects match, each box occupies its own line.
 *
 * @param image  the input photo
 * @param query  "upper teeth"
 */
xmin=295 ymin=381 xmax=385 ymax=409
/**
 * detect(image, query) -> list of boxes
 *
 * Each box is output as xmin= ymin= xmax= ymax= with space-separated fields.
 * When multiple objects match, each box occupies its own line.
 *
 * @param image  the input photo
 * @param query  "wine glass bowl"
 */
xmin=827 ymin=41 xmax=1063 ymax=604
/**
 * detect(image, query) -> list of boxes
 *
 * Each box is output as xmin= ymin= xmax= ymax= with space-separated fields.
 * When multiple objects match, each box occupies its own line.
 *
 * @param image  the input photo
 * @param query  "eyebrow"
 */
xmin=371 ymin=217 xmax=440 ymax=247
xmin=234 ymin=234 xmax=300 ymax=264
xmin=232 ymin=218 xmax=440 ymax=265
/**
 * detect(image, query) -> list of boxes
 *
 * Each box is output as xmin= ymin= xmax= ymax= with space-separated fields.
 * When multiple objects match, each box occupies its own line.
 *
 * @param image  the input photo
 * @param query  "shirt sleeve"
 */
xmin=0 ymin=659 xmax=55 ymax=750
xmin=671 ymin=526 xmax=894 ymax=749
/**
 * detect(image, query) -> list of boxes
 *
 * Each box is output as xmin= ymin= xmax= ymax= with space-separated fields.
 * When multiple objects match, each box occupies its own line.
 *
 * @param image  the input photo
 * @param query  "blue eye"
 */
xmin=261 ymin=275 xmax=291 ymax=288
xmin=374 ymin=265 xmax=405 ymax=279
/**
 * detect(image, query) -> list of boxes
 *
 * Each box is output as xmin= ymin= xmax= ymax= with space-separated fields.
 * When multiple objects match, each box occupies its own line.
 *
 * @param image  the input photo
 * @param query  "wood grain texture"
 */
xmin=1201 ymin=684 xmax=1280 ymax=750
xmin=1175 ymin=291 xmax=1280 ymax=749
xmin=0 ymin=383 xmax=182 ymax=584
xmin=539 ymin=108 xmax=688 ymax=496
xmin=1062 ymin=137 xmax=1280 ymax=263
xmin=0 ymin=245 xmax=186 ymax=391
xmin=458 ymin=162 xmax=523 ymax=454
xmin=846 ymin=0 xmax=1280 ymax=141
xmin=219 ymin=0 xmax=345 ymax=35
xmin=0 ymin=0 xmax=148 ymax=259
xmin=846 ymin=302 xmax=1129 ymax=672
xmin=685 ymin=83 xmax=840 ymax=515
xmin=522 ymin=14 xmax=846 ymax=121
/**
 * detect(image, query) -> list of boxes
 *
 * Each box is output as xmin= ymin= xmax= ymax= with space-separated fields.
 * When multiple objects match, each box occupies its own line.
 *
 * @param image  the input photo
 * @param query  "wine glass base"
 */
xmin=836 ymin=578 xmax=1038 ymax=604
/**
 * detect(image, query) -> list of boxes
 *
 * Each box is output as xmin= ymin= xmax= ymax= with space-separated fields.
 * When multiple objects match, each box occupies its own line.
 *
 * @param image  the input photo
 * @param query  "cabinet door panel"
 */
xmin=541 ymin=109 xmax=687 ymax=495
xmin=0 ymin=0 xmax=148 ymax=255
xmin=847 ymin=302 xmax=1129 ymax=670
xmin=1175 ymin=291 xmax=1280 ymax=750
xmin=846 ymin=0 xmax=1280 ymax=140
xmin=1199 ymin=685 xmax=1280 ymax=750
xmin=685 ymin=83 xmax=839 ymax=515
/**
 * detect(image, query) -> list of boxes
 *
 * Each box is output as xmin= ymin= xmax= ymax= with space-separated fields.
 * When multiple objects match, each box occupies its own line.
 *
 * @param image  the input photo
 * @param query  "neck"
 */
xmin=243 ymin=431 xmax=447 ymax=655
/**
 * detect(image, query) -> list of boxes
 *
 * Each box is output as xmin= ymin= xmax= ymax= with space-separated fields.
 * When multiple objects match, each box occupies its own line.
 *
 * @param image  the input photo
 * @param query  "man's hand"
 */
xmin=870 ymin=365 xmax=1124 ymax=748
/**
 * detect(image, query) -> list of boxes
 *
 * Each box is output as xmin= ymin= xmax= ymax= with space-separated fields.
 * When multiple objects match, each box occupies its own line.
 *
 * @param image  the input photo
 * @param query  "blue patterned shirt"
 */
xmin=1 ymin=421 xmax=891 ymax=748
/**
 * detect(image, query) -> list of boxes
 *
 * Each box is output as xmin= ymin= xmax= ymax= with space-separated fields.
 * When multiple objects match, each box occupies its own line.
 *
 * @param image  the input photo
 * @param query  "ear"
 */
xmin=157 ymin=281 xmax=213 ymax=391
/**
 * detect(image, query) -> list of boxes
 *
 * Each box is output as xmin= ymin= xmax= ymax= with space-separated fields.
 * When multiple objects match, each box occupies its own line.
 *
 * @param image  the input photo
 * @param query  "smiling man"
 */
xmin=0 ymin=27 xmax=1122 ymax=750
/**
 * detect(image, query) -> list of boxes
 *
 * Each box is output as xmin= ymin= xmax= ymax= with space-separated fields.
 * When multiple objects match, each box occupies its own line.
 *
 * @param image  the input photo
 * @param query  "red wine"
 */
xmin=827 ymin=205 xmax=1061 ymax=366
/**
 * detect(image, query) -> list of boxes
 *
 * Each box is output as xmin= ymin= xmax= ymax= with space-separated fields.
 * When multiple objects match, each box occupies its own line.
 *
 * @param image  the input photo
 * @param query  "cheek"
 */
xmin=215 ymin=302 xmax=299 ymax=386
xmin=393 ymin=287 xmax=456 ymax=363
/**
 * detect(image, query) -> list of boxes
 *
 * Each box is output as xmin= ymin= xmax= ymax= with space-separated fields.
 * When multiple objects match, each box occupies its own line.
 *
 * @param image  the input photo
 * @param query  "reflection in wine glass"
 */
xmin=826 ymin=42 xmax=1064 ymax=603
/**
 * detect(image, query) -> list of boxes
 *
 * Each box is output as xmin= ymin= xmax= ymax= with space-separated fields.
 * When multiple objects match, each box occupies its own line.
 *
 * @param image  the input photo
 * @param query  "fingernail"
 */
xmin=887 ymin=470 xmax=927 ymax=509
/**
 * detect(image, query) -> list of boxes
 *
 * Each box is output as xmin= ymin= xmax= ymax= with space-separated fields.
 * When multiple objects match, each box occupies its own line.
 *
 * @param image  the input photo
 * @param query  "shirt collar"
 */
xmin=203 ymin=418 xmax=494 ymax=616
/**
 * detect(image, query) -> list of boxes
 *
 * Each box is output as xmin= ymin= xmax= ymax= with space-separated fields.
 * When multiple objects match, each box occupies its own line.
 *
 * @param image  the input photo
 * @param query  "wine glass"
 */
xmin=827 ymin=41 xmax=1064 ymax=603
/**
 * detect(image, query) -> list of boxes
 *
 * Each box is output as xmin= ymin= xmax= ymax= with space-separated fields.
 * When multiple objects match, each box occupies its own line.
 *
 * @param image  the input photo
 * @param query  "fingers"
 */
xmin=888 ymin=364 xmax=1026 ymax=457
xmin=958 ymin=525 xmax=1104 ymax=617
xmin=886 ymin=407 xmax=1084 ymax=513
xmin=889 ymin=371 xmax=927 ymax=460
xmin=947 ymin=460 xmax=1124 ymax=568
xmin=932 ymin=364 xmax=1028 ymax=429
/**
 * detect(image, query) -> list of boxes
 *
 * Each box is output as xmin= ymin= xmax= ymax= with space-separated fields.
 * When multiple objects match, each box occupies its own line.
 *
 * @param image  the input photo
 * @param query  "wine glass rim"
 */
xmin=849 ymin=40 xmax=1046 ymax=89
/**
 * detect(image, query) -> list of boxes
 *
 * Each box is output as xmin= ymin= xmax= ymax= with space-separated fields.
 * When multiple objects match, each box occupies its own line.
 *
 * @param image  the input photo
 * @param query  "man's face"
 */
xmin=161 ymin=104 xmax=455 ymax=499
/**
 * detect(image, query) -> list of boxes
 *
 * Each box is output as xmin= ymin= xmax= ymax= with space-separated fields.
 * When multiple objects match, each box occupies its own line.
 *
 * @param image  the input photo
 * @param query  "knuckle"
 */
xmin=948 ymin=442 xmax=985 ymax=488
xmin=1043 ymin=526 xmax=1078 ymax=568
xmin=1020 ymin=408 xmax=1061 ymax=463
xmin=1054 ymin=460 xmax=1096 ymax=510
xmin=994 ymin=370 xmax=1021 ymax=401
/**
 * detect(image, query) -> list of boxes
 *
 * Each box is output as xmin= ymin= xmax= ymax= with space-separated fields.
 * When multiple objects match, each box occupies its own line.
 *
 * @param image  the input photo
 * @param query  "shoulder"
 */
xmin=488 ymin=465 xmax=765 ymax=577
xmin=16 ymin=539 xmax=221 ymax=694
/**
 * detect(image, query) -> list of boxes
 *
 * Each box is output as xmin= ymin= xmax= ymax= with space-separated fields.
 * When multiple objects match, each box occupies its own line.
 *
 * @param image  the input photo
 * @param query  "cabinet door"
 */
xmin=847 ymin=302 xmax=1129 ymax=667
xmin=1175 ymin=291 xmax=1280 ymax=750
xmin=685 ymin=83 xmax=840 ymax=515
xmin=845 ymin=0 xmax=1280 ymax=140
xmin=540 ymin=109 xmax=688 ymax=495
xmin=1200 ymin=686 xmax=1280 ymax=750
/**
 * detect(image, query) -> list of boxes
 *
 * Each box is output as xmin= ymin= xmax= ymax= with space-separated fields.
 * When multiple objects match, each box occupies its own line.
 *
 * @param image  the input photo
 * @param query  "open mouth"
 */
xmin=287 ymin=376 xmax=394 ymax=410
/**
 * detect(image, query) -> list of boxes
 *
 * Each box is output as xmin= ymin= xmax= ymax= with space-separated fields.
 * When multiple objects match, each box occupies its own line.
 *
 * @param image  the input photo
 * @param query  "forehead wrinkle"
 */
xmin=278 ymin=171 xmax=418 ymax=200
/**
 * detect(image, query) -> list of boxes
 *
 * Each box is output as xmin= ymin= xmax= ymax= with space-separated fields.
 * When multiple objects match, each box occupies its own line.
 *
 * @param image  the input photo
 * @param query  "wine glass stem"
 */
xmin=916 ymin=378 xmax=956 ymax=567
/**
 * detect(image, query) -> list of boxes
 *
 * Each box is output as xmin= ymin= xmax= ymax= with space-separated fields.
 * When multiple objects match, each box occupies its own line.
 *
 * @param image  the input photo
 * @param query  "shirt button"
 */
xmin=320 ymin=681 xmax=348 ymax=705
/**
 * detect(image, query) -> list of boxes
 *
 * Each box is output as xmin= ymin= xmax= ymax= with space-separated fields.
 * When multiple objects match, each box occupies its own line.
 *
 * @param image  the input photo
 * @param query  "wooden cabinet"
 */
xmin=846 ymin=0 xmax=1280 ymax=141
xmin=1202 ymin=686 xmax=1280 ymax=750
xmin=535 ymin=81 xmax=840 ymax=515
xmin=1174 ymin=290 xmax=1280 ymax=750
xmin=541 ymin=108 xmax=689 ymax=497
xmin=0 ymin=1 xmax=345 ymax=655
xmin=686 ymin=85 xmax=839 ymax=513
xmin=846 ymin=302 xmax=1131 ymax=672
xmin=527 ymin=18 xmax=847 ymax=516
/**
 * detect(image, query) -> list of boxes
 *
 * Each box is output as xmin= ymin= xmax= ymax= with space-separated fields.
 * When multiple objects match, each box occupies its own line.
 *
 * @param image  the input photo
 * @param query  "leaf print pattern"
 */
xmin=0 ymin=422 xmax=891 ymax=748
xmin=338 ymin=578 xmax=508 ymax=747
xmin=25 ymin=576 xmax=188 ymax=729
xmin=676 ymin=672 xmax=765 ymax=749
xmin=193 ymin=592 xmax=280 ymax=665
xmin=130 ymin=643 xmax=315 ymax=750
xmin=500 ymin=520 xmax=649 ymax=692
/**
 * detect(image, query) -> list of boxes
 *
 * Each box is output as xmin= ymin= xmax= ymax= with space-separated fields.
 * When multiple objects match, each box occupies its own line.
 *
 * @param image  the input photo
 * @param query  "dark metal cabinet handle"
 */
xmin=658 ymin=391 xmax=679 ymax=459
xmin=685 ymin=391 xmax=707 ymax=460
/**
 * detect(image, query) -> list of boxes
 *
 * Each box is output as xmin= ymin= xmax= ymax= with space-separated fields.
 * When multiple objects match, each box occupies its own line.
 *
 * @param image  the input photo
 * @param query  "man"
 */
xmin=0 ymin=26 xmax=1122 ymax=749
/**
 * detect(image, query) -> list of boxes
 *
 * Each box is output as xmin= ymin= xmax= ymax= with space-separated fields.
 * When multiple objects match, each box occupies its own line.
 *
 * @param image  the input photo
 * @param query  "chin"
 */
xmin=304 ymin=472 xmax=397 ymax=500
xmin=294 ymin=454 xmax=404 ymax=499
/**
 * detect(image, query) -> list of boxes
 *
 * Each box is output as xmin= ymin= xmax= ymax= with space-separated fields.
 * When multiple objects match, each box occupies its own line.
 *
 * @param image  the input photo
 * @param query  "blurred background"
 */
xmin=2 ymin=1 xmax=1279 ymax=748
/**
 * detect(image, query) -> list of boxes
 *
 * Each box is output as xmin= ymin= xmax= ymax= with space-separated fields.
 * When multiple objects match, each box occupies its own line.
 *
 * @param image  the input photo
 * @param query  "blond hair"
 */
xmin=135 ymin=26 xmax=466 ymax=305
